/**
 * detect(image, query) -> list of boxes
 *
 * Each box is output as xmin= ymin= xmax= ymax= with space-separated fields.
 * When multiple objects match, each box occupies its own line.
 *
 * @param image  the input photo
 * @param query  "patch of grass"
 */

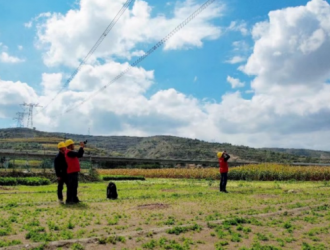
xmin=104 ymin=236 xmax=126 ymax=245
xmin=71 ymin=243 xmax=84 ymax=250
xmin=167 ymin=224 xmax=202 ymax=235
xmin=302 ymin=242 xmax=327 ymax=250
xmin=164 ymin=216 xmax=176 ymax=225
xmin=0 ymin=239 xmax=22 ymax=247
xmin=0 ymin=219 xmax=12 ymax=236
xmin=143 ymin=237 xmax=193 ymax=250
xmin=25 ymin=230 xmax=52 ymax=242
xmin=231 ymin=232 xmax=242 ymax=242
xmin=240 ymin=241 xmax=281 ymax=250
xmin=243 ymin=227 xmax=252 ymax=234
xmin=256 ymin=233 xmax=269 ymax=241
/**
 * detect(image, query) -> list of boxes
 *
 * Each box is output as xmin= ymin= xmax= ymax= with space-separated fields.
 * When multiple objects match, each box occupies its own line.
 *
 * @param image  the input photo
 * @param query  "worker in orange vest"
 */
xmin=65 ymin=139 xmax=85 ymax=204
xmin=217 ymin=151 xmax=230 ymax=193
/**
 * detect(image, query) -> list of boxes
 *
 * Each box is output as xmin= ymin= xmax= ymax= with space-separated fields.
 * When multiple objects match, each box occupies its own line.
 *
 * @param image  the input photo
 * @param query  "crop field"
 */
xmin=0 ymin=177 xmax=330 ymax=250
xmin=99 ymin=163 xmax=330 ymax=181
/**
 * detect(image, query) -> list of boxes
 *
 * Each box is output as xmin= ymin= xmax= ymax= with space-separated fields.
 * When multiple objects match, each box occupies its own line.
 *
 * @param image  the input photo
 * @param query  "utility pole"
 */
xmin=13 ymin=112 xmax=26 ymax=128
xmin=21 ymin=103 xmax=42 ymax=129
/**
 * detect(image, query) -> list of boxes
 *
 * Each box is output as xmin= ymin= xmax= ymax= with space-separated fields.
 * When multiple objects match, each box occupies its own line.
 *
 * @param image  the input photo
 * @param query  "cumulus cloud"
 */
xmin=243 ymin=0 xmax=330 ymax=93
xmin=226 ymin=76 xmax=245 ymax=88
xmin=216 ymin=0 xmax=330 ymax=148
xmin=34 ymin=0 xmax=223 ymax=67
xmin=0 ymin=52 xmax=24 ymax=63
xmin=0 ymin=79 xmax=38 ymax=118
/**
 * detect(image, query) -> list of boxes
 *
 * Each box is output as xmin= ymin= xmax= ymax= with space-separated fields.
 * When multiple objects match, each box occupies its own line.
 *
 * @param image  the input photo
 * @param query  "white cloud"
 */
xmin=225 ymin=56 xmax=246 ymax=64
xmin=24 ymin=21 xmax=33 ymax=28
xmin=232 ymin=41 xmax=250 ymax=52
xmin=0 ymin=79 xmax=38 ymax=118
xmin=243 ymin=0 xmax=330 ymax=94
xmin=0 ymin=52 xmax=25 ymax=63
xmin=194 ymin=76 xmax=197 ymax=82
xmin=217 ymin=0 xmax=330 ymax=149
xmin=25 ymin=12 xmax=52 ymax=29
xmin=34 ymin=0 xmax=224 ymax=67
xmin=0 ymin=43 xmax=25 ymax=63
xmin=226 ymin=76 xmax=245 ymax=88
xmin=41 ymin=73 xmax=63 ymax=96
xmin=227 ymin=21 xmax=249 ymax=36
xmin=131 ymin=50 xmax=145 ymax=57
xmin=18 ymin=45 xmax=23 ymax=50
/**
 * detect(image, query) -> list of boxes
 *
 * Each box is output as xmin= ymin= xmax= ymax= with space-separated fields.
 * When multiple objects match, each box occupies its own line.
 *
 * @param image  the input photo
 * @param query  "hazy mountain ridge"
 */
xmin=0 ymin=128 xmax=328 ymax=163
xmin=263 ymin=147 xmax=330 ymax=160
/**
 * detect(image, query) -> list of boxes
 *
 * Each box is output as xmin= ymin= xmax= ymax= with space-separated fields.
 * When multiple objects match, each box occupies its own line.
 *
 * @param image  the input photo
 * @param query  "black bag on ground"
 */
xmin=107 ymin=182 xmax=118 ymax=199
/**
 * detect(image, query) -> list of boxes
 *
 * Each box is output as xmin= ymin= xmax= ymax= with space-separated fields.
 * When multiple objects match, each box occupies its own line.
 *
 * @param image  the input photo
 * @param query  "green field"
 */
xmin=0 ymin=179 xmax=329 ymax=250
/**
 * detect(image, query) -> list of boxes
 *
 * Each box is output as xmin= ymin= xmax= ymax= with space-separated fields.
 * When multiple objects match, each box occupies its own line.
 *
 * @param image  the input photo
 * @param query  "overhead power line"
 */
xmin=64 ymin=0 xmax=216 ymax=114
xmin=39 ymin=0 xmax=134 ymax=113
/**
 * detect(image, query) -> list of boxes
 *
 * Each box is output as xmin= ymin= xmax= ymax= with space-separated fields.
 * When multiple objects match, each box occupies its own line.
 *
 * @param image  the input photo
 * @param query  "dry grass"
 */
xmin=0 ymin=137 xmax=63 ymax=143
xmin=98 ymin=168 xmax=219 ymax=179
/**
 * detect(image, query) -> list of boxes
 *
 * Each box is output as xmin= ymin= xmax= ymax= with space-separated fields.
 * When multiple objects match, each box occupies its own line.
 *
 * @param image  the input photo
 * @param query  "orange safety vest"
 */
xmin=65 ymin=149 xmax=81 ymax=174
xmin=219 ymin=157 xmax=229 ymax=173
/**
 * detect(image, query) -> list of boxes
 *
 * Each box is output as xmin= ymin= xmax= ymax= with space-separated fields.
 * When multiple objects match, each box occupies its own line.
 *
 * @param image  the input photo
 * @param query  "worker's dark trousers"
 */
xmin=57 ymin=177 xmax=67 ymax=201
xmin=220 ymin=172 xmax=228 ymax=191
xmin=67 ymin=172 xmax=79 ymax=203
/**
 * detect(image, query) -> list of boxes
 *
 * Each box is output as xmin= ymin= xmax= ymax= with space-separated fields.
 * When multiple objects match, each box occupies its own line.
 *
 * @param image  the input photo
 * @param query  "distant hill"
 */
xmin=263 ymin=148 xmax=330 ymax=161
xmin=0 ymin=128 xmax=328 ymax=163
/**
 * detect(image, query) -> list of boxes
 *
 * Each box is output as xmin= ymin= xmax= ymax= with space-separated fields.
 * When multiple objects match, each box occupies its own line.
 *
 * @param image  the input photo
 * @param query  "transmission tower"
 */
xmin=13 ymin=112 xmax=26 ymax=128
xmin=21 ymin=103 xmax=42 ymax=129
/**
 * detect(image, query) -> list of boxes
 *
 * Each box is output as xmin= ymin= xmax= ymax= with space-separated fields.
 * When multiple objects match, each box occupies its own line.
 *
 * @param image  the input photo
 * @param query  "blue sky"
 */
xmin=0 ymin=0 xmax=305 ymax=96
xmin=1 ymin=0 xmax=330 ymax=150
xmin=0 ymin=0 xmax=310 ymax=94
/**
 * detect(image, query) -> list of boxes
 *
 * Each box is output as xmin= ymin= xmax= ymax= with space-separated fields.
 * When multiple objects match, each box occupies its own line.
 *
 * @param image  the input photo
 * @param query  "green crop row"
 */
xmin=102 ymin=175 xmax=145 ymax=181
xmin=0 ymin=177 xmax=51 ymax=186
xmin=229 ymin=164 xmax=330 ymax=181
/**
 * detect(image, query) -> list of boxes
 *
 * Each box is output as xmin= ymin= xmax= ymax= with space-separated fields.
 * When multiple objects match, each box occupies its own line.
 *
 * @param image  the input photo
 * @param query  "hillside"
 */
xmin=264 ymin=148 xmax=330 ymax=160
xmin=0 ymin=128 xmax=328 ymax=163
